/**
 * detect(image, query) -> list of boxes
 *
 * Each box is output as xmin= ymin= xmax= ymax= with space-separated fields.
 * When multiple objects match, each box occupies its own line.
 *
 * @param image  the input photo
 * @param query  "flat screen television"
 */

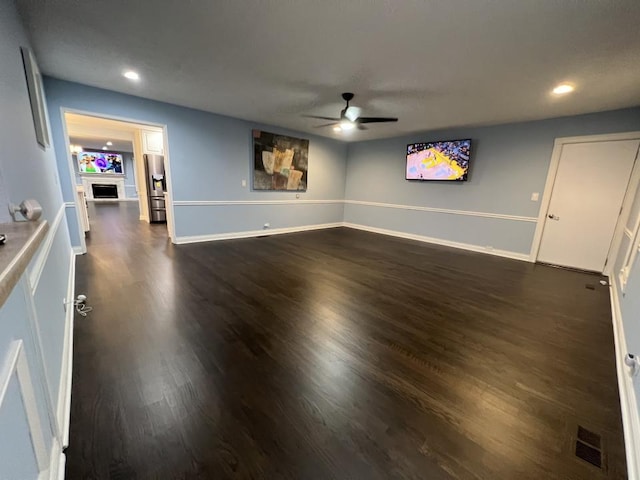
xmin=406 ymin=139 xmax=471 ymax=181
xmin=78 ymin=151 xmax=124 ymax=174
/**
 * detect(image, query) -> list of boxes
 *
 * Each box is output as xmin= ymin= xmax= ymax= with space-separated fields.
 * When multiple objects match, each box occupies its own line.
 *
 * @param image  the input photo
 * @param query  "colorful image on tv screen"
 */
xmin=406 ymin=139 xmax=471 ymax=181
xmin=78 ymin=152 xmax=124 ymax=174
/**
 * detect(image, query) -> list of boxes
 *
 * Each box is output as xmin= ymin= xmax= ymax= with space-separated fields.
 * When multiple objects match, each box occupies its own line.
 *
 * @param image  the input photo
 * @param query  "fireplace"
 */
xmin=82 ymin=176 xmax=126 ymax=200
xmin=92 ymin=184 xmax=118 ymax=199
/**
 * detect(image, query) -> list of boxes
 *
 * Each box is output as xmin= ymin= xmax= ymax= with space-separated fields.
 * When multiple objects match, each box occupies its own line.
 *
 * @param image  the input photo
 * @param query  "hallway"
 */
xmin=68 ymin=203 xmax=627 ymax=479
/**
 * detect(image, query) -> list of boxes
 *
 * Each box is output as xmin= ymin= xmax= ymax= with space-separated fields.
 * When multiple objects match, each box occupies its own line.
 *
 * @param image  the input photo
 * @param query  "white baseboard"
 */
xmin=343 ymin=222 xmax=531 ymax=262
xmin=39 ymin=436 xmax=64 ymax=480
xmin=56 ymin=250 xmax=76 ymax=450
xmin=174 ymin=221 xmax=531 ymax=262
xmin=174 ymin=222 xmax=343 ymax=245
xmin=609 ymin=279 xmax=640 ymax=480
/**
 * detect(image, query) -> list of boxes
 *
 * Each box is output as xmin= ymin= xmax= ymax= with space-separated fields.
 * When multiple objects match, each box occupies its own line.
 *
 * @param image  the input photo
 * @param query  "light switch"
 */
xmin=241 ymin=179 xmax=247 ymax=187
xmin=531 ymin=192 xmax=539 ymax=201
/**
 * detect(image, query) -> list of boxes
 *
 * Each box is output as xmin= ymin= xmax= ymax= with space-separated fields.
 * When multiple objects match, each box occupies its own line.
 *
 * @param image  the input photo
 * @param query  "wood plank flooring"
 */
xmin=68 ymin=202 xmax=627 ymax=479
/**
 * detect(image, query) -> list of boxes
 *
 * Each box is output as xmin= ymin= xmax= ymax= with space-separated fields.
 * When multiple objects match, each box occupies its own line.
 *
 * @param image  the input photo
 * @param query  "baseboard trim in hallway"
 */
xmin=610 ymin=279 xmax=640 ymax=480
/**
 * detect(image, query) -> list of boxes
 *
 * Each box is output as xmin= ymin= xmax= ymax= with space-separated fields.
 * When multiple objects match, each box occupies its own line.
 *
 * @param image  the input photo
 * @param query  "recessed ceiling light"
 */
xmin=123 ymin=70 xmax=140 ymax=81
xmin=552 ymin=83 xmax=574 ymax=95
xmin=106 ymin=141 xmax=113 ymax=146
xmin=102 ymin=146 xmax=108 ymax=150
xmin=333 ymin=126 xmax=342 ymax=132
xmin=339 ymin=121 xmax=355 ymax=131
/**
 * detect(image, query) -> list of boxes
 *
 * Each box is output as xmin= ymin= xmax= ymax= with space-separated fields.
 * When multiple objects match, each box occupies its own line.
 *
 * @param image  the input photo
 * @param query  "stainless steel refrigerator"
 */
xmin=144 ymin=154 xmax=167 ymax=223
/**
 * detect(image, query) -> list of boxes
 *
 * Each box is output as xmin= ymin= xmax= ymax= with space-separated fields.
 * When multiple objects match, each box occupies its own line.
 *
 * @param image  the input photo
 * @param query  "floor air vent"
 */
xmin=575 ymin=425 xmax=603 ymax=469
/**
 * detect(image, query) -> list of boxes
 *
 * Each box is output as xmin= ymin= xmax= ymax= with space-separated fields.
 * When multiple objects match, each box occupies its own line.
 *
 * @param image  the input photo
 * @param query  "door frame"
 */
xmin=530 ymin=131 xmax=640 ymax=273
xmin=59 ymin=108 xmax=177 ymax=253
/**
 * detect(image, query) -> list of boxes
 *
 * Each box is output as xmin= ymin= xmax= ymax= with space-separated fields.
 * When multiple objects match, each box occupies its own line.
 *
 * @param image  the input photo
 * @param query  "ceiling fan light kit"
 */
xmin=306 ymin=93 xmax=398 ymax=132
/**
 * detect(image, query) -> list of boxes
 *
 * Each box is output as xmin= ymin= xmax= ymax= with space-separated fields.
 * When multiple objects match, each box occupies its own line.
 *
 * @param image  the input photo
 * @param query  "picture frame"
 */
xmin=252 ymin=129 xmax=309 ymax=191
xmin=21 ymin=47 xmax=50 ymax=148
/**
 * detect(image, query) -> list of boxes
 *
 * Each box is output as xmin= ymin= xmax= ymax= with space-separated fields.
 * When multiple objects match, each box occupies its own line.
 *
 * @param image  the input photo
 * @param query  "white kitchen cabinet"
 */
xmin=141 ymin=130 xmax=164 ymax=154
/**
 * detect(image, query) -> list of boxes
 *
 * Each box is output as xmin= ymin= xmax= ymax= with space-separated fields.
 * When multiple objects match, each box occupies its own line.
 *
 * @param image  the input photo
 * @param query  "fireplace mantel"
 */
xmin=81 ymin=175 xmax=126 ymax=201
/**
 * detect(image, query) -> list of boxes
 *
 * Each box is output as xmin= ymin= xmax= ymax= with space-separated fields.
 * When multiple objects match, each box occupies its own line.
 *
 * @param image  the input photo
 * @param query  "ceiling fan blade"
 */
xmin=357 ymin=117 xmax=398 ymax=124
xmin=303 ymin=115 xmax=341 ymax=121
xmin=313 ymin=122 xmax=339 ymax=128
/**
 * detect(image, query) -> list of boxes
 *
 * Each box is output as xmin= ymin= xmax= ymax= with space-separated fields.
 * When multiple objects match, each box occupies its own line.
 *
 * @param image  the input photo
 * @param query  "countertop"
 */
xmin=0 ymin=220 xmax=49 ymax=308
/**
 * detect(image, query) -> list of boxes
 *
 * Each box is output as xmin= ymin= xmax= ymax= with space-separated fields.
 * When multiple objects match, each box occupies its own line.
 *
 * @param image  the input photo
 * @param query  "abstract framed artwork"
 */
xmin=21 ymin=47 xmax=50 ymax=148
xmin=252 ymin=130 xmax=309 ymax=191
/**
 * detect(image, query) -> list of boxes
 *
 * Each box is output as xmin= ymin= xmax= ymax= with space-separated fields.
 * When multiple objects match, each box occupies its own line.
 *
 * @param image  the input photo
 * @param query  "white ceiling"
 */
xmin=17 ymin=0 xmax=640 ymax=141
xmin=68 ymin=136 xmax=133 ymax=153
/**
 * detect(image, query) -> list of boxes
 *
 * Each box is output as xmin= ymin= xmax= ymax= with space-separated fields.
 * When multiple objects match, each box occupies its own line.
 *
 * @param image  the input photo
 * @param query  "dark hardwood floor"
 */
xmin=68 ymin=202 xmax=627 ymax=479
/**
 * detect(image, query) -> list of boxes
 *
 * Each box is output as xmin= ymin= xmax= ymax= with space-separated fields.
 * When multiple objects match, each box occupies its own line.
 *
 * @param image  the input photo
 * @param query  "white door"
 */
xmin=538 ymin=139 xmax=640 ymax=272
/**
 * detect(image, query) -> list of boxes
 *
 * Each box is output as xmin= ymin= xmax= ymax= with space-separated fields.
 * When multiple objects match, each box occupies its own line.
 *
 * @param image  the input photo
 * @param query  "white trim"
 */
xmin=608 ymin=144 xmax=640 ymax=276
xmin=64 ymin=202 xmax=74 ymax=209
xmin=56 ymin=448 xmax=66 ymax=480
xmin=162 ymin=125 xmax=177 ymax=243
xmin=531 ymin=132 xmax=640 ymax=265
xmin=626 ymin=228 xmax=635 ymax=238
xmin=553 ymin=131 xmax=640 ymax=145
xmin=20 ymin=276 xmax=60 ymax=440
xmin=174 ymin=222 xmax=343 ymax=245
xmin=609 ymin=279 xmax=640 ymax=480
xmin=30 ymin=204 xmax=65 ymax=294
xmin=173 ymin=199 xmax=343 ymax=206
xmin=72 ymin=245 xmax=84 ymax=255
xmin=60 ymin=108 xmax=175 ymax=248
xmin=172 ymin=198 xmax=537 ymax=223
xmin=0 ymin=340 xmax=49 ymax=472
xmin=57 ymin=250 xmax=76 ymax=448
xmin=40 ymin=436 xmax=64 ymax=480
xmin=345 ymin=200 xmax=537 ymax=222
xmin=343 ymin=222 xmax=531 ymax=262
xmin=124 ymin=184 xmax=137 ymax=188
xmin=60 ymin=109 xmax=87 ymax=255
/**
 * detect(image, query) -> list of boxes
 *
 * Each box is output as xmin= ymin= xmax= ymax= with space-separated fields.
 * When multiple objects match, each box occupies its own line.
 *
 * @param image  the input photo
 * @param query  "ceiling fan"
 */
xmin=305 ymin=93 xmax=398 ymax=131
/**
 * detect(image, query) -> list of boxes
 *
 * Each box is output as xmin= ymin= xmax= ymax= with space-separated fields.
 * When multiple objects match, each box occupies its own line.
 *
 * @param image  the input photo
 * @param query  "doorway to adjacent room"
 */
xmin=62 ymin=112 xmax=175 ymax=253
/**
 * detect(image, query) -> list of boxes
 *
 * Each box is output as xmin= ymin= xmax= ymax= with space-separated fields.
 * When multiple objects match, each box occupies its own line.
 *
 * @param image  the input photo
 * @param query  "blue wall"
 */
xmin=44 ymin=78 xmax=348 ymax=246
xmin=38 ymin=38 xmax=640 ymax=465
xmin=0 ymin=0 xmax=74 ymax=476
xmin=345 ymin=108 xmax=640 ymax=255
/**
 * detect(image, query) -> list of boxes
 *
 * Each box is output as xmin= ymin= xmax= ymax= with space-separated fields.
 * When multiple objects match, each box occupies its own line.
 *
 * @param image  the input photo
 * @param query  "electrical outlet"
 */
xmin=241 ymin=179 xmax=247 ymax=187
xmin=531 ymin=192 xmax=539 ymax=201
xmin=264 ymin=223 xmax=270 ymax=229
